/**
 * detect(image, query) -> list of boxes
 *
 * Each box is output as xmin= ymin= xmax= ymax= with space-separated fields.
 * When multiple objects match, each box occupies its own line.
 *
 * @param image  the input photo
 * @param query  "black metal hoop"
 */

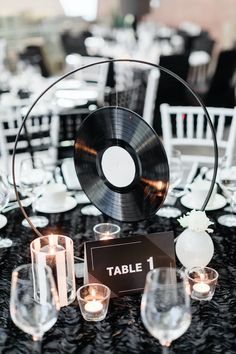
xmin=12 ymin=58 xmax=218 ymax=237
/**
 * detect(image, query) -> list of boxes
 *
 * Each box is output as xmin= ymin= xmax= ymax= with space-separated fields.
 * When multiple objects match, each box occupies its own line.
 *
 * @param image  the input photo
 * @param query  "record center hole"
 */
xmin=101 ymin=146 xmax=136 ymax=188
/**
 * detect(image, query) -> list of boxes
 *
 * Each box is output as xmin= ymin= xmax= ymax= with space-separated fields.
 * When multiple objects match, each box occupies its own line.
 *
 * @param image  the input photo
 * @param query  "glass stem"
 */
xmin=162 ymin=346 xmax=169 ymax=354
xmin=31 ymin=192 xmax=37 ymax=215
xmin=32 ymin=337 xmax=42 ymax=354
xmin=230 ymin=192 xmax=236 ymax=215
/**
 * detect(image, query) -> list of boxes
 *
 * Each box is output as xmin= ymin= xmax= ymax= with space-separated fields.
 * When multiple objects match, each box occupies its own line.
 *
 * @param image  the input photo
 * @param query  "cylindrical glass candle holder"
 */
xmin=93 ymin=223 xmax=120 ymax=240
xmin=186 ymin=266 xmax=219 ymax=301
xmin=77 ymin=283 xmax=111 ymax=321
xmin=31 ymin=234 xmax=76 ymax=307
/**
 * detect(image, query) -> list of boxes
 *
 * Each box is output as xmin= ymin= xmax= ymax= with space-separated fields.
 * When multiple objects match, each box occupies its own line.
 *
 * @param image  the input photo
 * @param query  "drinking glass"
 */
xmin=218 ymin=158 xmax=236 ymax=227
xmin=10 ymin=264 xmax=60 ymax=353
xmin=93 ymin=223 xmax=121 ymax=240
xmin=19 ymin=157 xmax=49 ymax=228
xmin=0 ymin=171 xmax=10 ymax=229
xmin=141 ymin=267 xmax=191 ymax=353
xmin=157 ymin=149 xmax=183 ymax=218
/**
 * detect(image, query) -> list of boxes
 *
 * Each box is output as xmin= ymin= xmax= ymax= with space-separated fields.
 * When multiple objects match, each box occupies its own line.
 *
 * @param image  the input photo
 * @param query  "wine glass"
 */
xmin=218 ymin=157 xmax=236 ymax=227
xmin=10 ymin=264 xmax=60 ymax=352
xmin=141 ymin=267 xmax=191 ymax=353
xmin=0 ymin=171 xmax=10 ymax=229
xmin=19 ymin=157 xmax=49 ymax=228
xmin=157 ymin=149 xmax=183 ymax=218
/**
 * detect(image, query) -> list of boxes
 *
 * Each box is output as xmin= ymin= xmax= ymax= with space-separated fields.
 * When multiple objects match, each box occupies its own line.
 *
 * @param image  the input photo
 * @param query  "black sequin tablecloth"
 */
xmin=0 ymin=200 xmax=236 ymax=354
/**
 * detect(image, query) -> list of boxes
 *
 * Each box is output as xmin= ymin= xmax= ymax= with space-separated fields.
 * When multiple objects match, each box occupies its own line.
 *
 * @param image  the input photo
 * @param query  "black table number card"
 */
xmin=84 ymin=231 xmax=176 ymax=297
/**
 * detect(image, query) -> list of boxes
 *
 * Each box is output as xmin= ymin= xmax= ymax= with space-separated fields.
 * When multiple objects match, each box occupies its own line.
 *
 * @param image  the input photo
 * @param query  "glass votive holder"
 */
xmin=77 ymin=283 xmax=111 ymax=322
xmin=30 ymin=234 xmax=76 ymax=307
xmin=93 ymin=223 xmax=120 ymax=240
xmin=186 ymin=266 xmax=219 ymax=301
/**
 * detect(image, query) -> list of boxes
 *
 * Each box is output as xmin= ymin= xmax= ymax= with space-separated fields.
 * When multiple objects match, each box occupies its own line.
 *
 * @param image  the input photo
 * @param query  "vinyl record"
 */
xmin=74 ymin=106 xmax=169 ymax=222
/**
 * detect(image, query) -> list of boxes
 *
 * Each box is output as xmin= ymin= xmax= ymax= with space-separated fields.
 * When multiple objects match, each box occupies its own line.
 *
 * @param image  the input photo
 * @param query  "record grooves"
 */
xmin=74 ymin=106 xmax=169 ymax=222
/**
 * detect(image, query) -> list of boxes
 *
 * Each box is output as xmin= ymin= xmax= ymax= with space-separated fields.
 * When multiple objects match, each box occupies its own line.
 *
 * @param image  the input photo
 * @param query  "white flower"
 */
xmin=178 ymin=209 xmax=214 ymax=233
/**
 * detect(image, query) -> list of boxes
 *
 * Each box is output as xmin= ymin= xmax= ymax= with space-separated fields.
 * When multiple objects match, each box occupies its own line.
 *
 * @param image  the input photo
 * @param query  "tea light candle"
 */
xmin=100 ymin=232 xmax=114 ymax=240
xmin=85 ymin=299 xmax=103 ymax=313
xmin=192 ymin=272 xmax=210 ymax=297
xmin=192 ymin=282 xmax=210 ymax=296
xmin=187 ymin=267 xmax=218 ymax=301
xmin=93 ymin=223 xmax=120 ymax=241
xmin=84 ymin=288 xmax=103 ymax=313
xmin=77 ymin=283 xmax=111 ymax=321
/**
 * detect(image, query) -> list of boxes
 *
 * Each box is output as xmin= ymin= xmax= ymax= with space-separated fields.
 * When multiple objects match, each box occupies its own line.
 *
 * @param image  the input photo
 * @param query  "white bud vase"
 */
xmin=175 ymin=228 xmax=214 ymax=269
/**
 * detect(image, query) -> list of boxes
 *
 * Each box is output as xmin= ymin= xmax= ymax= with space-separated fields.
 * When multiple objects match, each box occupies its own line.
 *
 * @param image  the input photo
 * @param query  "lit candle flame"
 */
xmin=48 ymin=234 xmax=56 ymax=254
xmin=100 ymin=231 xmax=114 ymax=240
xmin=200 ymin=273 xmax=205 ymax=281
xmin=91 ymin=288 xmax=96 ymax=298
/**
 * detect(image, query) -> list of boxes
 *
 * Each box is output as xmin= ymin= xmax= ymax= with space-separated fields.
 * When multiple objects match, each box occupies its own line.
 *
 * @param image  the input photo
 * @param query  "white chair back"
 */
xmin=0 ymin=102 xmax=59 ymax=176
xmin=142 ymin=69 xmax=160 ymax=127
xmin=160 ymin=103 xmax=236 ymax=166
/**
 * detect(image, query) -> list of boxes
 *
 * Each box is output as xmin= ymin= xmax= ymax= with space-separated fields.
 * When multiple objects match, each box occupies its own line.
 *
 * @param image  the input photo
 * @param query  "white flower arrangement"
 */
xmin=178 ymin=209 xmax=214 ymax=233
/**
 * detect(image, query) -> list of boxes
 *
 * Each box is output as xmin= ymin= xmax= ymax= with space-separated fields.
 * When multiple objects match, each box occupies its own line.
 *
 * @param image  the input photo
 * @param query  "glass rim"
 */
xmin=93 ymin=223 xmax=121 ymax=235
xmin=30 ymin=234 xmax=73 ymax=253
xmin=11 ymin=263 xmax=53 ymax=284
xmin=76 ymin=283 xmax=111 ymax=301
xmin=186 ymin=266 xmax=219 ymax=282
xmin=146 ymin=267 xmax=186 ymax=287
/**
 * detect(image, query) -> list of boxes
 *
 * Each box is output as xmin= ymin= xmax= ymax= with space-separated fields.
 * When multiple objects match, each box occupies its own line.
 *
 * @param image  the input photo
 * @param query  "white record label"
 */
xmin=101 ymin=146 xmax=136 ymax=188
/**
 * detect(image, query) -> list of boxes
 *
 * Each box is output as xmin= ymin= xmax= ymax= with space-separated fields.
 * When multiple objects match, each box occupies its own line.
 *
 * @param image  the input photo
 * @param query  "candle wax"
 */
xmin=193 ymin=282 xmax=210 ymax=295
xmin=100 ymin=232 xmax=114 ymax=240
xmin=84 ymin=300 xmax=103 ymax=313
xmin=100 ymin=235 xmax=113 ymax=240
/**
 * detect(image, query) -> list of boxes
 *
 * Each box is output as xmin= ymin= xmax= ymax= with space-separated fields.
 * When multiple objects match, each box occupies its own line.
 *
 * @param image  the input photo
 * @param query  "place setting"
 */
xmin=178 ymin=155 xmax=236 ymax=227
xmin=180 ymin=177 xmax=227 ymax=211
xmin=35 ymin=183 xmax=77 ymax=214
xmin=155 ymin=151 xmax=227 ymax=218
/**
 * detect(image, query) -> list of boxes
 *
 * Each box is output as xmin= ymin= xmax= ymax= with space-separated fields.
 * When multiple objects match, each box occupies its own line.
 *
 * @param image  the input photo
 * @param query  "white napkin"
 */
xmin=0 ymin=238 xmax=12 ymax=248
xmin=81 ymin=205 xmax=102 ymax=216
